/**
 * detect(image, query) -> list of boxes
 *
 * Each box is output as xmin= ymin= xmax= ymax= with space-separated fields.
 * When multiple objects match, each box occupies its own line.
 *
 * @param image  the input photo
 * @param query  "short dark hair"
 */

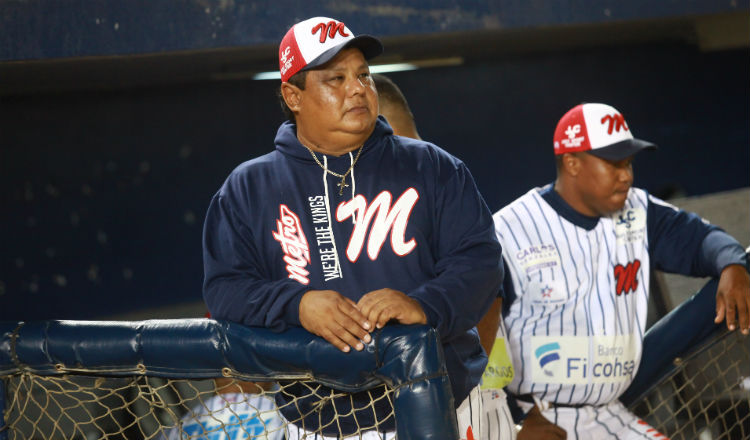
xmin=372 ymin=73 xmax=413 ymax=118
xmin=278 ymin=70 xmax=308 ymax=122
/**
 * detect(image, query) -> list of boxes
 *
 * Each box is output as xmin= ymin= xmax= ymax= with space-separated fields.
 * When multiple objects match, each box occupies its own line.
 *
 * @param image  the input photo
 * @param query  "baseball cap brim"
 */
xmin=587 ymin=138 xmax=657 ymax=161
xmin=300 ymin=35 xmax=383 ymax=72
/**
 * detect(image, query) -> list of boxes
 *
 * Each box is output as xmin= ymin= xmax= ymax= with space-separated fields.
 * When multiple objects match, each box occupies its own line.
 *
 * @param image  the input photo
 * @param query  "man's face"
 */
xmin=575 ymin=153 xmax=634 ymax=217
xmin=295 ymin=48 xmax=378 ymax=147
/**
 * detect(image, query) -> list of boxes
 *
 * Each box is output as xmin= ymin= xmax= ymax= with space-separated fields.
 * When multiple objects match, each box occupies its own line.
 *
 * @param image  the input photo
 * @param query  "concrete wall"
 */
xmin=657 ymin=187 xmax=750 ymax=308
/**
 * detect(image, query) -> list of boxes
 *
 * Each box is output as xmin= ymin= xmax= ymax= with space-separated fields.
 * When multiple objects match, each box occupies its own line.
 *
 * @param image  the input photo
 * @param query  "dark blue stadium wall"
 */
xmin=1 ymin=1 xmax=748 ymax=321
xmin=1 ymin=0 xmax=741 ymax=60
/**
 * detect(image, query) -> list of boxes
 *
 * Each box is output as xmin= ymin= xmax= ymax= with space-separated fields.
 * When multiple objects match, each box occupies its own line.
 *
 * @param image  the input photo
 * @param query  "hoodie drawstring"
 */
xmin=322 ymin=156 xmax=344 ymax=279
xmin=348 ymin=151 xmax=357 ymax=224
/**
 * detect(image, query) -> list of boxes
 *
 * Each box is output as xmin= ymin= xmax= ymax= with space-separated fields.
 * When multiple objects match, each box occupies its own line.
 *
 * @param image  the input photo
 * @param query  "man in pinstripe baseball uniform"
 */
xmin=494 ymin=103 xmax=750 ymax=439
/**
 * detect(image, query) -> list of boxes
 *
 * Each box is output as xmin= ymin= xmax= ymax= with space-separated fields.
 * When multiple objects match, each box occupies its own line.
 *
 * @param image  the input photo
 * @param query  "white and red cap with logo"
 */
xmin=553 ymin=103 xmax=657 ymax=160
xmin=278 ymin=17 xmax=383 ymax=83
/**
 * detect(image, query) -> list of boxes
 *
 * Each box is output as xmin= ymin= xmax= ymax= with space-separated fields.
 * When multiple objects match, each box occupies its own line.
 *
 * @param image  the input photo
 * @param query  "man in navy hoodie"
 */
xmin=202 ymin=16 xmax=505 ymax=440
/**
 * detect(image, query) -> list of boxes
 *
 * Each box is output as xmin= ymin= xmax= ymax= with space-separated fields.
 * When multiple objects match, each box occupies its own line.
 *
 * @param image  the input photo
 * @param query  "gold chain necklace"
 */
xmin=302 ymin=144 xmax=364 ymax=195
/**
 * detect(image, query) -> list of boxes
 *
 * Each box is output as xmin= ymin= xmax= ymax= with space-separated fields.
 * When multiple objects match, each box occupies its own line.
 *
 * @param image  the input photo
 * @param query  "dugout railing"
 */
xmin=621 ymin=276 xmax=750 ymax=440
xmin=1 ymin=317 xmax=748 ymax=439
xmin=626 ymin=329 xmax=750 ymax=439
xmin=0 ymin=320 xmax=458 ymax=439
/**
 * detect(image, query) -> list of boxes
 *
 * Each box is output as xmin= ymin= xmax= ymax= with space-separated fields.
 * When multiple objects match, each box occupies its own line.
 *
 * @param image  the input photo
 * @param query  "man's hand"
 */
xmin=299 ymin=290 xmax=372 ymax=352
xmin=357 ymin=288 xmax=427 ymax=329
xmin=715 ymin=264 xmax=750 ymax=335
xmin=517 ymin=406 xmax=567 ymax=440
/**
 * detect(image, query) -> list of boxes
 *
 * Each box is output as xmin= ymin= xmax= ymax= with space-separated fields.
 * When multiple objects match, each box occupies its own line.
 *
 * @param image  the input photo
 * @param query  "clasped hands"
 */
xmin=299 ymin=288 xmax=427 ymax=353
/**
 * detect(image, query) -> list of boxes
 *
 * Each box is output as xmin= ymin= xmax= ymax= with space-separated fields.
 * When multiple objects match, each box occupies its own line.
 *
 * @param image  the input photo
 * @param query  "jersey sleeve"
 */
xmin=647 ymin=194 xmax=745 ymax=277
xmin=407 ymin=162 xmax=504 ymax=341
xmin=699 ymin=230 xmax=748 ymax=274
xmin=202 ymin=177 xmax=308 ymax=332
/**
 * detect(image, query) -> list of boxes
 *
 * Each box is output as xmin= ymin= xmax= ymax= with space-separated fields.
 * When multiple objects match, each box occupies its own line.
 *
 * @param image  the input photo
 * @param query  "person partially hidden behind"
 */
xmin=371 ymin=73 xmax=420 ymax=140
xmin=494 ymin=103 xmax=750 ymax=439
xmin=373 ymin=72 xmax=517 ymax=440
xmin=202 ymin=17 xmax=505 ymax=440
xmin=163 ymin=380 xmax=283 ymax=440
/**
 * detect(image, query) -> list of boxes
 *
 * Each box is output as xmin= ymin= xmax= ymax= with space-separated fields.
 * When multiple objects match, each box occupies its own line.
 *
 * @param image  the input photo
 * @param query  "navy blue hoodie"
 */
xmin=203 ymin=117 xmax=503 ymax=434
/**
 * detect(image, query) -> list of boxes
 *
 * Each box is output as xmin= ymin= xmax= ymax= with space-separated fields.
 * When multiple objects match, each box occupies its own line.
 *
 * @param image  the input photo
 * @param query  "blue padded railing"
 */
xmin=0 ymin=319 xmax=458 ymax=440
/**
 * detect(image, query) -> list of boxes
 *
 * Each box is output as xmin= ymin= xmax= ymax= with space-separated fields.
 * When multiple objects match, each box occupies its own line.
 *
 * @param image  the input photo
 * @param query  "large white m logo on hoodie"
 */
xmin=336 ymin=188 xmax=419 ymax=262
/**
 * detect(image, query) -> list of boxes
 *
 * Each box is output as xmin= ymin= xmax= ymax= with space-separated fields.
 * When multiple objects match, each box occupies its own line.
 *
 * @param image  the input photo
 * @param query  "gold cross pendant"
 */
xmin=337 ymin=178 xmax=349 ymax=195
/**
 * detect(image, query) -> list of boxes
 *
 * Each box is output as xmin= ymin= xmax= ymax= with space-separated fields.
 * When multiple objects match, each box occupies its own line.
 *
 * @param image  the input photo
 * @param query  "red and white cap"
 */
xmin=278 ymin=17 xmax=383 ymax=83
xmin=553 ymin=103 xmax=657 ymax=160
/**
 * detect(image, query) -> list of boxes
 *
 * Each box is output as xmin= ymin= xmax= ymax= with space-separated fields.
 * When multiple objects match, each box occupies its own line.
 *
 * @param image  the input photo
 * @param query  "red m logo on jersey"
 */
xmin=336 ymin=188 xmax=419 ymax=262
xmin=600 ymin=113 xmax=629 ymax=135
xmin=614 ymin=259 xmax=641 ymax=296
xmin=312 ymin=21 xmax=349 ymax=43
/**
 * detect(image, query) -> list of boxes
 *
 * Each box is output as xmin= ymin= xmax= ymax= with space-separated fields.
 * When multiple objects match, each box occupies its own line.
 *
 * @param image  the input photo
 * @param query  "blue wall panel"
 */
xmin=1 ymin=0 xmax=746 ymax=61
xmin=0 ymin=42 xmax=747 ymax=321
xmin=1 ymin=0 xmax=747 ymax=321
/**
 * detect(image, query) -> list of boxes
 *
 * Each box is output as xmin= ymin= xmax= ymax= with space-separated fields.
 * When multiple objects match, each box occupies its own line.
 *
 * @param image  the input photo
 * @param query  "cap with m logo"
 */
xmin=553 ymin=103 xmax=657 ymax=160
xmin=278 ymin=16 xmax=383 ymax=83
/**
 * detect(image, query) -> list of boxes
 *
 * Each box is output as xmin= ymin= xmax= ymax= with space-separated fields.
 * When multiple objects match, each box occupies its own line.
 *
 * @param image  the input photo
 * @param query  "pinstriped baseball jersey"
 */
xmin=496 ymin=186 xmax=651 ymax=406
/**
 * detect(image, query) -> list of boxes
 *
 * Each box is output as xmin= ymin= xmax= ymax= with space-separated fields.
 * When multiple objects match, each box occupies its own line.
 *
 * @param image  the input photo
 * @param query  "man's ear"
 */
xmin=562 ymin=153 xmax=581 ymax=177
xmin=281 ymin=82 xmax=302 ymax=113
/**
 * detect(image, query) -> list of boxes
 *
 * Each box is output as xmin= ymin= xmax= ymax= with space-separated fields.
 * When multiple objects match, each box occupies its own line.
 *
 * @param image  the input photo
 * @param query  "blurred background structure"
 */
xmin=1 ymin=1 xmax=748 ymax=321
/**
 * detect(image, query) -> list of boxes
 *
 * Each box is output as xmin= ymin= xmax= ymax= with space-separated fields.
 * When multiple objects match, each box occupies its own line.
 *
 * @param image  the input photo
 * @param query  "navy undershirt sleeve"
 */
xmin=647 ymin=194 xmax=745 ymax=277
xmin=699 ymin=230 xmax=747 ymax=274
